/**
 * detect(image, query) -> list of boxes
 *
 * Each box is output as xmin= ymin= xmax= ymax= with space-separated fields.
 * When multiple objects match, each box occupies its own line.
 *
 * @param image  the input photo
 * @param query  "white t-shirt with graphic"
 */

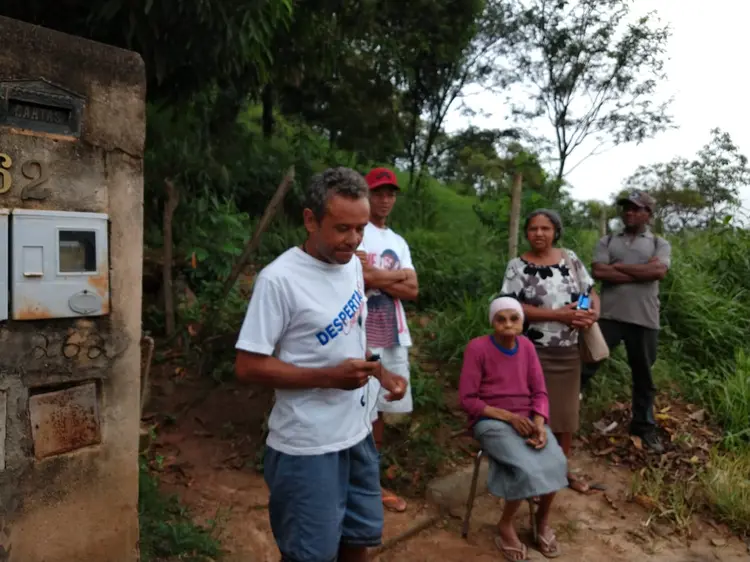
xmin=357 ymin=222 xmax=413 ymax=348
xmin=235 ymin=247 xmax=372 ymax=456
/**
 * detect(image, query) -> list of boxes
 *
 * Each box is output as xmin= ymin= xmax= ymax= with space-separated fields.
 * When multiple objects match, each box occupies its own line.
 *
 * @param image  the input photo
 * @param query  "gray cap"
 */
xmin=617 ymin=190 xmax=656 ymax=212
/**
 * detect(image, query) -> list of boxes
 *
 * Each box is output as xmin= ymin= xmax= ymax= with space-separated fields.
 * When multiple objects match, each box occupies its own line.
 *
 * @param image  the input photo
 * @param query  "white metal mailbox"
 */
xmin=11 ymin=209 xmax=110 ymax=320
xmin=0 ymin=209 xmax=8 ymax=322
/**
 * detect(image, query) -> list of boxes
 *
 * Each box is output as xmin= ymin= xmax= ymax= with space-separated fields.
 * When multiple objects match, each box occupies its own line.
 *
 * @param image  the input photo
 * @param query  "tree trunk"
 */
xmin=508 ymin=173 xmax=523 ymax=259
xmin=599 ymin=206 xmax=608 ymax=237
xmin=262 ymin=84 xmax=275 ymax=138
xmin=198 ymin=168 xmax=296 ymax=376
xmin=555 ymin=154 xmax=567 ymax=186
xmin=220 ymin=167 xmax=296 ymax=298
xmin=162 ymin=179 xmax=180 ymax=337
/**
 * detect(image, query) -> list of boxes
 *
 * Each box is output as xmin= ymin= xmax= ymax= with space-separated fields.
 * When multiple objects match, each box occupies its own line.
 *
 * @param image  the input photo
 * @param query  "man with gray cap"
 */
xmin=582 ymin=190 xmax=671 ymax=453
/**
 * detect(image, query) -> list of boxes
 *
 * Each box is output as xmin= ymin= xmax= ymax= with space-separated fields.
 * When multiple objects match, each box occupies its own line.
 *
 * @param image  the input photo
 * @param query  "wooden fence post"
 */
xmin=162 ymin=179 xmax=180 ymax=337
xmin=508 ymin=173 xmax=523 ymax=259
xmin=220 ymin=166 xmax=296 ymax=298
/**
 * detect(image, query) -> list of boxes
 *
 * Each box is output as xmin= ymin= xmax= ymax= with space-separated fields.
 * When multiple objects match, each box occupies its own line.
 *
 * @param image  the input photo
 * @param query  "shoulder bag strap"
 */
xmin=561 ymin=249 xmax=582 ymax=294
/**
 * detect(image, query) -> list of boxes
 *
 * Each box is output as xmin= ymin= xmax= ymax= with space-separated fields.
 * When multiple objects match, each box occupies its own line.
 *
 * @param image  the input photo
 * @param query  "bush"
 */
xmin=661 ymin=230 xmax=750 ymax=366
xmin=679 ymin=350 xmax=750 ymax=449
xmin=420 ymin=296 xmax=489 ymax=369
xmin=406 ymin=230 xmax=502 ymax=311
xmin=410 ymin=362 xmax=446 ymax=411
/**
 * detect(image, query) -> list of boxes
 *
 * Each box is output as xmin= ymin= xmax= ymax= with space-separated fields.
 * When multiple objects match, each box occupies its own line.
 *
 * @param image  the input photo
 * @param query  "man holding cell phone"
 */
xmin=235 ymin=167 xmax=407 ymax=562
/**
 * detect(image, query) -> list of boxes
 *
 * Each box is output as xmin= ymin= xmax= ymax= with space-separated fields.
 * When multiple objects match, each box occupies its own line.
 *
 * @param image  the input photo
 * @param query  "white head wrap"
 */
xmin=489 ymin=297 xmax=524 ymax=326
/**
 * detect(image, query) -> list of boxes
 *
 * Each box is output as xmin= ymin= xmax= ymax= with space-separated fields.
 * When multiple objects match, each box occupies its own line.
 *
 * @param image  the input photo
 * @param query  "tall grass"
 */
xmin=685 ymin=350 xmax=750 ymax=449
xmin=421 ymin=296 xmax=490 ymax=370
xmin=703 ymin=449 xmax=750 ymax=534
xmin=661 ymin=231 xmax=750 ymax=366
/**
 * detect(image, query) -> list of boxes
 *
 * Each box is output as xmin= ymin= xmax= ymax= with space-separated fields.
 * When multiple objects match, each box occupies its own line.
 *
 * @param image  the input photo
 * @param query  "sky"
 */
xmin=443 ymin=0 xmax=750 ymax=212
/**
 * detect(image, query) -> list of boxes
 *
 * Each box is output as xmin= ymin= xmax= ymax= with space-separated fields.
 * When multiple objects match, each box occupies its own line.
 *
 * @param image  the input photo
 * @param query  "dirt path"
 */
xmin=147 ymin=378 xmax=748 ymax=561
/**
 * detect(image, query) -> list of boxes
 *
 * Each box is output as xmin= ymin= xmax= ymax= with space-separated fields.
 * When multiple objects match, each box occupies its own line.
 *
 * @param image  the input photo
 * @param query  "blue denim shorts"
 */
xmin=264 ymin=434 xmax=384 ymax=562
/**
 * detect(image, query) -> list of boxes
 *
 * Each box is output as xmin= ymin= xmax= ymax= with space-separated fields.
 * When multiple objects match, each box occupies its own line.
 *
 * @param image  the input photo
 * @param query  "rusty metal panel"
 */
xmin=29 ymin=382 xmax=101 ymax=459
xmin=0 ymin=390 xmax=6 ymax=470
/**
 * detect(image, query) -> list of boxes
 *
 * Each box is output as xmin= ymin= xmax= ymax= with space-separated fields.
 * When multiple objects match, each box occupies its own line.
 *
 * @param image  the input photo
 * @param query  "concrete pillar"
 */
xmin=0 ymin=16 xmax=145 ymax=562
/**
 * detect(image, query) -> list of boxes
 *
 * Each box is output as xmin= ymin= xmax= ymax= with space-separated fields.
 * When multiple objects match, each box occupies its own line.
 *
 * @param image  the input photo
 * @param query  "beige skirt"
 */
xmin=535 ymin=345 xmax=581 ymax=433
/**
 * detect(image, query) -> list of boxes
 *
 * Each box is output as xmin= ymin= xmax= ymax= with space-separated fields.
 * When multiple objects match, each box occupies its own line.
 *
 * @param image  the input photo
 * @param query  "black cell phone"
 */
xmin=367 ymin=354 xmax=381 ymax=362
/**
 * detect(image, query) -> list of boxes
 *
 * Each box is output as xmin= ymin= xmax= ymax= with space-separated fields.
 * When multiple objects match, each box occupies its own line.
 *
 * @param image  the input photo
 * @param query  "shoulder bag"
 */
xmin=561 ymin=250 xmax=610 ymax=364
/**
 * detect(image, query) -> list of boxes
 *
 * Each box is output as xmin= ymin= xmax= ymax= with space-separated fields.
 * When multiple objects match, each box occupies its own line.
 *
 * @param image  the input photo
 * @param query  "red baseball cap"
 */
xmin=364 ymin=167 xmax=400 ymax=190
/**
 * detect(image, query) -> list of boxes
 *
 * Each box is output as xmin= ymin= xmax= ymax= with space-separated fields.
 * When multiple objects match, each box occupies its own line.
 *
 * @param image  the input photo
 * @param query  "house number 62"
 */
xmin=0 ymin=153 xmax=50 ymax=198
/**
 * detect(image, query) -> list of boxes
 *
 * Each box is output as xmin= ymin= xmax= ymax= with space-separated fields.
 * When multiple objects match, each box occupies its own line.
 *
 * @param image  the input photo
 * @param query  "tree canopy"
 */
xmin=623 ymin=128 xmax=749 ymax=230
xmin=494 ymin=0 xmax=673 ymax=182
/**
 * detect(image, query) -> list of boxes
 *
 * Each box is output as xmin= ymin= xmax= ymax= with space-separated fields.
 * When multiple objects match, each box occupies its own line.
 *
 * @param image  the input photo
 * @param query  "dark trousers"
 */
xmin=581 ymin=319 xmax=659 ymax=435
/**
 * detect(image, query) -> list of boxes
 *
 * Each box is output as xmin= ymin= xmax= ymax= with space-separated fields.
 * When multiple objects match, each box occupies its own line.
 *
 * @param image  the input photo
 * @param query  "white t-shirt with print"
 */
xmin=357 ymin=222 xmax=414 ymax=348
xmin=235 ymin=247 xmax=373 ymax=456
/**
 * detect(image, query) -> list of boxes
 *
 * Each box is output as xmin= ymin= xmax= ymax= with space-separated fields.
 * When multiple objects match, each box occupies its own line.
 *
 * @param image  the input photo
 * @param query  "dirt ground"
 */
xmin=146 ymin=373 xmax=749 ymax=562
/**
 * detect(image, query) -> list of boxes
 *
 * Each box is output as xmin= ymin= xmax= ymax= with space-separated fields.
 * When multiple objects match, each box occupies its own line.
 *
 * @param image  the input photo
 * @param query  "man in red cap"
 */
xmin=357 ymin=167 xmax=419 ymax=513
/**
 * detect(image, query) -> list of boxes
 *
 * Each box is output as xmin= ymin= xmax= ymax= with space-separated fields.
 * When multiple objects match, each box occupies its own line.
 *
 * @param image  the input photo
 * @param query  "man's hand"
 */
xmin=355 ymin=250 xmax=368 ymax=268
xmin=378 ymin=368 xmax=408 ymax=402
xmin=329 ymin=359 xmax=380 ymax=390
xmin=509 ymin=414 xmax=536 ymax=438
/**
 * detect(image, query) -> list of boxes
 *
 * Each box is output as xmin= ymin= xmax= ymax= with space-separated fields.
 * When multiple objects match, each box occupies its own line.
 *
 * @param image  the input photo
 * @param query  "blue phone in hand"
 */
xmin=577 ymin=294 xmax=590 ymax=311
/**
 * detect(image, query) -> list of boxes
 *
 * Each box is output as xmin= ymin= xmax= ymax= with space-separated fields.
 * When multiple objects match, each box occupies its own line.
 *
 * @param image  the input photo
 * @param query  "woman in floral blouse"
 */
xmin=501 ymin=209 xmax=600 ymax=493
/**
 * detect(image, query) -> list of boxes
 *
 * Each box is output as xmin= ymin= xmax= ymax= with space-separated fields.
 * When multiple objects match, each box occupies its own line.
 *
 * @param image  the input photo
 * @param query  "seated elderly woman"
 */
xmin=459 ymin=296 xmax=568 ymax=561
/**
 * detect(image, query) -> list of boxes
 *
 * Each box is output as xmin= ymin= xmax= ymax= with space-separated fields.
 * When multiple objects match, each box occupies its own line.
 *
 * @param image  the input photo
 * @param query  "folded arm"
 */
xmin=592 ymin=262 xmax=637 ymax=284
xmin=591 ymin=235 xmax=636 ymax=284
xmin=612 ymin=259 xmax=668 ymax=281
xmin=376 ymin=268 xmax=419 ymax=301
xmin=361 ymin=264 xmax=406 ymax=287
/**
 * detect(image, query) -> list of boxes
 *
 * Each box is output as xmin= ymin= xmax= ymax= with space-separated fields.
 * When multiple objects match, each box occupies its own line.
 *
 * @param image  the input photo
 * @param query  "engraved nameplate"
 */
xmin=0 ymin=79 xmax=84 ymax=137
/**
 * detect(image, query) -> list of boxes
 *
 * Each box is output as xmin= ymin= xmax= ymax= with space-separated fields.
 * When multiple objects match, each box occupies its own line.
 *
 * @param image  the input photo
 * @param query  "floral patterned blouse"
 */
xmin=500 ymin=250 xmax=594 ymax=348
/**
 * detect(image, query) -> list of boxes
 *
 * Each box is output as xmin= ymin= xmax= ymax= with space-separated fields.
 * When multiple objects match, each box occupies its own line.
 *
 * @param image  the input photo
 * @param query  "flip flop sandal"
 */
xmin=536 ymin=530 xmax=561 ymax=559
xmin=494 ymin=536 xmax=529 ymax=562
xmin=381 ymin=490 xmax=407 ymax=513
xmin=567 ymin=475 xmax=591 ymax=494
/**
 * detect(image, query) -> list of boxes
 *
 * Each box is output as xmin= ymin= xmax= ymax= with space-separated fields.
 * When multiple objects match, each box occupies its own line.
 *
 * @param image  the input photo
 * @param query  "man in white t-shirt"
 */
xmin=356 ymin=167 xmax=419 ymax=513
xmin=235 ymin=167 xmax=407 ymax=562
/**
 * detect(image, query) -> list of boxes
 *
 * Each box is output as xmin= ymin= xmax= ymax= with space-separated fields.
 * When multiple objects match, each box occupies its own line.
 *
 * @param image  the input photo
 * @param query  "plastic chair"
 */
xmin=461 ymin=446 xmax=537 ymax=540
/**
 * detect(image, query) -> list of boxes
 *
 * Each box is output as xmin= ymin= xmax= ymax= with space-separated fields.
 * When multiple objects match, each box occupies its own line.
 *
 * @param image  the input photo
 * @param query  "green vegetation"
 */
xmin=138 ymin=456 xmax=221 ymax=562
